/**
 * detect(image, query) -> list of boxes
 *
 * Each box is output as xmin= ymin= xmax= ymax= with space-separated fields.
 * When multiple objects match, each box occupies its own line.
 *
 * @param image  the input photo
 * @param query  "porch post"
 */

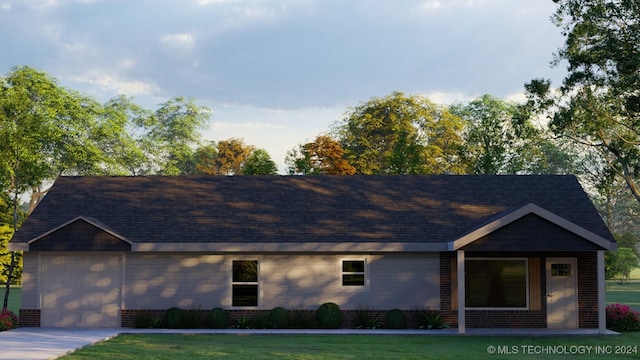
xmin=457 ymin=250 xmax=465 ymax=334
xmin=597 ymin=250 xmax=606 ymax=334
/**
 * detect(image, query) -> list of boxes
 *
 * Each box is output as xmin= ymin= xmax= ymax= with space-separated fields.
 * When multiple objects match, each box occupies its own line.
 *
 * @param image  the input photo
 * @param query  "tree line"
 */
xmin=2 ymin=0 xmax=640 ymax=286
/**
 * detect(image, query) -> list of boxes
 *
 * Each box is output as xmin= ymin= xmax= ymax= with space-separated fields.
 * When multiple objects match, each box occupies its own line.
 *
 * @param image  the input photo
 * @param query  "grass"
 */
xmin=606 ymin=267 xmax=640 ymax=311
xmin=606 ymin=280 xmax=640 ymax=310
xmin=61 ymin=333 xmax=640 ymax=360
xmin=1 ymin=286 xmax=20 ymax=314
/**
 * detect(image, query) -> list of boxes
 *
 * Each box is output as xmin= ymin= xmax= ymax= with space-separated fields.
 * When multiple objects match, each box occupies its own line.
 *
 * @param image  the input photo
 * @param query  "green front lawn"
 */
xmin=61 ymin=333 xmax=640 ymax=360
xmin=1 ymin=286 xmax=20 ymax=314
xmin=607 ymin=280 xmax=640 ymax=310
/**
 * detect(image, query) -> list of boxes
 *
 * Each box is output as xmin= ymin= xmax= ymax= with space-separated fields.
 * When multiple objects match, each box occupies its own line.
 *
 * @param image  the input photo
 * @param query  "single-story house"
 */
xmin=9 ymin=175 xmax=616 ymax=332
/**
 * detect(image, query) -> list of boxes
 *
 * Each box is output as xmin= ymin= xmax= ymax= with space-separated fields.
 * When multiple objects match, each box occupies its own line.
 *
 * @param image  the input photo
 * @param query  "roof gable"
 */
xmin=28 ymin=217 xmax=131 ymax=252
xmin=450 ymin=203 xmax=616 ymax=251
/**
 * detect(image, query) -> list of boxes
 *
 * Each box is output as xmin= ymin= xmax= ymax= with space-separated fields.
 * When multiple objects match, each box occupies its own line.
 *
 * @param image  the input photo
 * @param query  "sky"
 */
xmin=0 ymin=0 xmax=568 ymax=173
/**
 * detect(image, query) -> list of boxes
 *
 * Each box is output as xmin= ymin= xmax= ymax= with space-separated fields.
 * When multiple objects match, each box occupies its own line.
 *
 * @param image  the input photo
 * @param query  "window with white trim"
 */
xmin=232 ymin=260 xmax=258 ymax=307
xmin=342 ymin=260 xmax=366 ymax=286
xmin=465 ymin=258 xmax=528 ymax=309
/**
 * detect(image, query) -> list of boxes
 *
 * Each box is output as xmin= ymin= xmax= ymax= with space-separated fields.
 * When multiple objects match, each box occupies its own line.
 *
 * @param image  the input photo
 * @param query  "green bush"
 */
xmin=415 ymin=308 xmax=449 ymax=330
xmin=133 ymin=312 xmax=160 ymax=329
xmin=385 ymin=309 xmax=407 ymax=329
xmin=289 ymin=310 xmax=318 ymax=329
xmin=249 ymin=314 xmax=269 ymax=329
xmin=235 ymin=316 xmax=251 ymax=329
xmin=235 ymin=312 xmax=268 ymax=329
xmin=317 ymin=302 xmax=343 ymax=329
xmin=268 ymin=307 xmax=291 ymax=329
xmin=207 ymin=307 xmax=229 ymax=329
xmin=182 ymin=308 xmax=204 ymax=328
xmin=354 ymin=304 xmax=382 ymax=329
xmin=163 ymin=307 xmax=186 ymax=329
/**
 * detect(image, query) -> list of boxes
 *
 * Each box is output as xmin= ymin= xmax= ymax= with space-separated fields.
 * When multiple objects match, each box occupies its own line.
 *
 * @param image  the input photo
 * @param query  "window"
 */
xmin=465 ymin=258 xmax=528 ymax=309
xmin=342 ymin=260 xmax=365 ymax=286
xmin=551 ymin=263 xmax=571 ymax=277
xmin=232 ymin=260 xmax=258 ymax=306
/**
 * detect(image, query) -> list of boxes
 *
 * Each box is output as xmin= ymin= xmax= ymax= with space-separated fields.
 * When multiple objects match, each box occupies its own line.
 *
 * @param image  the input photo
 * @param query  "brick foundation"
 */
xmin=18 ymin=309 xmax=40 ymax=327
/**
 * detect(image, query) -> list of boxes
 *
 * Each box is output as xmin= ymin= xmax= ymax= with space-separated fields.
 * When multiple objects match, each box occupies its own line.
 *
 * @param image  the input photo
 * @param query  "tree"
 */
xmin=452 ymin=94 xmax=585 ymax=175
xmin=286 ymin=135 xmax=356 ymax=175
xmin=0 ymin=67 xmax=212 ymax=308
xmin=605 ymin=247 xmax=639 ymax=284
xmin=0 ymin=193 xmax=22 ymax=293
xmin=138 ymin=97 xmax=210 ymax=175
xmin=526 ymin=0 xmax=640 ymax=203
xmin=195 ymin=138 xmax=254 ymax=175
xmin=96 ymin=95 xmax=150 ymax=176
xmin=0 ymin=66 xmax=106 ymax=213
xmin=334 ymin=92 xmax=467 ymax=174
xmin=591 ymin=169 xmax=640 ymax=241
xmin=0 ymin=66 xmax=102 ymax=308
xmin=0 ymin=225 xmax=21 ymax=285
xmin=242 ymin=149 xmax=278 ymax=175
xmin=453 ymin=95 xmax=528 ymax=174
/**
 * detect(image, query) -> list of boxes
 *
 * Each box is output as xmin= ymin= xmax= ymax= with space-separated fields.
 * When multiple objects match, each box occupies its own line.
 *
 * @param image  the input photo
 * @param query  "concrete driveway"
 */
xmin=0 ymin=328 xmax=121 ymax=360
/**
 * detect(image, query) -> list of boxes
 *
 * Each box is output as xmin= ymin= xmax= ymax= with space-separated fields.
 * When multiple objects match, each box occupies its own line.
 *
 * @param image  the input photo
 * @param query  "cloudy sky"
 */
xmin=1 ymin=0 xmax=567 ymax=172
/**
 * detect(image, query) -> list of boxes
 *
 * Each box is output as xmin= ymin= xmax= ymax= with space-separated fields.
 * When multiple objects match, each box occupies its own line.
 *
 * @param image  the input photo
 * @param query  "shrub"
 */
xmin=317 ymin=302 xmax=343 ymax=329
xmin=235 ymin=316 xmax=251 ymax=329
xmin=415 ymin=308 xmax=449 ymax=330
xmin=267 ymin=307 xmax=291 ymax=329
xmin=0 ymin=310 xmax=18 ymax=331
xmin=354 ymin=304 xmax=383 ymax=329
xmin=133 ymin=312 xmax=160 ymax=329
xmin=249 ymin=314 xmax=269 ymax=329
xmin=207 ymin=308 xmax=229 ymax=329
xmin=182 ymin=308 xmax=204 ymax=328
xmin=232 ymin=312 xmax=268 ymax=329
xmin=606 ymin=304 xmax=640 ymax=332
xmin=163 ymin=307 xmax=186 ymax=329
xmin=385 ymin=309 xmax=407 ymax=329
xmin=289 ymin=310 xmax=318 ymax=329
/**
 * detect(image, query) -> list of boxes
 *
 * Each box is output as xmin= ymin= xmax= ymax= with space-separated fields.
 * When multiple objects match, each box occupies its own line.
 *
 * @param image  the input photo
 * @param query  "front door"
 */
xmin=546 ymin=257 xmax=578 ymax=328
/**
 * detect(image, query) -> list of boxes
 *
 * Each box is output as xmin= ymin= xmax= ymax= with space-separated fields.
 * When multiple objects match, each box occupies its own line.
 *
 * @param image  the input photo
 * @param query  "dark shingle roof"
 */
xmin=10 ymin=175 xmax=615 ymax=246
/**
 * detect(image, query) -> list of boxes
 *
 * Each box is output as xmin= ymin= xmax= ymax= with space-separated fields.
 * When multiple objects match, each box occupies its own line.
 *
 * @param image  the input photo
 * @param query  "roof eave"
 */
xmin=132 ymin=241 xmax=450 ymax=253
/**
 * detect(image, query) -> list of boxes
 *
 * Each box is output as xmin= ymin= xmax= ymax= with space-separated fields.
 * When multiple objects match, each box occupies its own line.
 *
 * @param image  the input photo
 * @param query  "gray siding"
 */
xmin=21 ymin=252 xmax=39 ymax=309
xmin=261 ymin=255 xmax=338 ymax=309
xmin=124 ymin=253 xmax=440 ymax=311
xmin=124 ymin=254 xmax=228 ymax=309
xmin=369 ymin=254 xmax=440 ymax=309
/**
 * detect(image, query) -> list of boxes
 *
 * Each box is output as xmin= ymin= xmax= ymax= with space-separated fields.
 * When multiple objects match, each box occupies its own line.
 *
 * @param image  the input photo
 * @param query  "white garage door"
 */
xmin=40 ymin=254 xmax=122 ymax=328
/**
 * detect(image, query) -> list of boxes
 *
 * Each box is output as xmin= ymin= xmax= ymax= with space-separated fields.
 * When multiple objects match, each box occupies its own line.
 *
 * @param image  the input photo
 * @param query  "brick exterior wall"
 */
xmin=577 ymin=253 xmax=598 ymax=328
xmin=18 ymin=309 xmax=40 ymax=327
xmin=439 ymin=252 xmax=600 ymax=329
xmin=439 ymin=253 xmax=458 ymax=327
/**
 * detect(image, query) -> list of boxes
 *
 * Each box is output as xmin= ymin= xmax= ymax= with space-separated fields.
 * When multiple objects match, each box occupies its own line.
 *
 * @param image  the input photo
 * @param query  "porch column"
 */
xmin=597 ymin=250 xmax=606 ymax=334
xmin=457 ymin=250 xmax=465 ymax=334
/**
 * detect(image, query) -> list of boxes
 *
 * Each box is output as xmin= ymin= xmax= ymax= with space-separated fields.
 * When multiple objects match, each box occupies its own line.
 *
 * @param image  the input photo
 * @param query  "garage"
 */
xmin=40 ymin=254 xmax=122 ymax=327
